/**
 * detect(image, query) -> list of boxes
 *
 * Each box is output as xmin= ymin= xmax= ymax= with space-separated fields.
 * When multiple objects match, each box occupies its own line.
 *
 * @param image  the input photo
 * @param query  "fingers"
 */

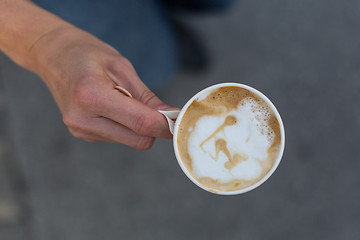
xmin=102 ymin=60 xmax=175 ymax=139
xmin=99 ymin=91 xmax=173 ymax=139
xmin=68 ymin=116 xmax=156 ymax=150
xmin=66 ymin=56 xmax=175 ymax=143
xmin=66 ymin=72 xmax=173 ymax=139
xmin=105 ymin=57 xmax=170 ymax=110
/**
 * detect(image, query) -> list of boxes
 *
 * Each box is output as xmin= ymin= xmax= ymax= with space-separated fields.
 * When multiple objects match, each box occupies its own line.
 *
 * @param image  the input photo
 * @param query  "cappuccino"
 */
xmin=174 ymin=84 xmax=283 ymax=194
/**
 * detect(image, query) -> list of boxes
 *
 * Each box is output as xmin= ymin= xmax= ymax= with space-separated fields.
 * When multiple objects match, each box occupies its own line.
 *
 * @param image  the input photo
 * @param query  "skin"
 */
xmin=0 ymin=0 xmax=176 ymax=150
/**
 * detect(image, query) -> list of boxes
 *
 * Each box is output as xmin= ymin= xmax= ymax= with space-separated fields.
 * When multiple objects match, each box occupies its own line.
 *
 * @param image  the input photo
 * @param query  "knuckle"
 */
xmin=117 ymin=57 xmax=133 ymax=69
xmin=68 ymin=127 xmax=83 ymax=139
xmin=134 ymin=115 xmax=157 ymax=136
xmin=138 ymin=89 xmax=157 ymax=105
xmin=63 ymin=113 xmax=85 ymax=133
xmin=134 ymin=136 xmax=155 ymax=150
xmin=68 ymin=127 xmax=96 ymax=142
xmin=108 ymin=57 xmax=134 ymax=74
xmin=63 ymin=115 xmax=77 ymax=129
xmin=73 ymin=79 xmax=98 ymax=108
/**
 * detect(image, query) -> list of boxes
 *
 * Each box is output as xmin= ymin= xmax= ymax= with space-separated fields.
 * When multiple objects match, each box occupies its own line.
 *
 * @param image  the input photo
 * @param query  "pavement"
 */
xmin=0 ymin=0 xmax=360 ymax=239
xmin=0 ymin=81 xmax=27 ymax=239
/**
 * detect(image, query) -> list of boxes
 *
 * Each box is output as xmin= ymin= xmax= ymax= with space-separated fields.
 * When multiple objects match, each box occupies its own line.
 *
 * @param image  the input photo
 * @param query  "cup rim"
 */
xmin=173 ymin=82 xmax=285 ymax=195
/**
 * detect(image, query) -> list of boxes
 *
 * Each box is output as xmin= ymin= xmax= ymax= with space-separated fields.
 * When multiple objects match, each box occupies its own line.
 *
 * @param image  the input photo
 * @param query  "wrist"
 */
xmin=0 ymin=0 xmax=74 ymax=75
xmin=25 ymin=23 xmax=74 ymax=76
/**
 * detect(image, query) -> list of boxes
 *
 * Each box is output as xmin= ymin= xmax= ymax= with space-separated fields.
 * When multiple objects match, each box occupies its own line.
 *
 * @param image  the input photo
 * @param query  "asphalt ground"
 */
xmin=0 ymin=0 xmax=359 ymax=239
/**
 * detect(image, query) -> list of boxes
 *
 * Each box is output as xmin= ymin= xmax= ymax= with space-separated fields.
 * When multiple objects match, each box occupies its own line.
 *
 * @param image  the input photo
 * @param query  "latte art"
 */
xmin=176 ymin=86 xmax=282 ymax=192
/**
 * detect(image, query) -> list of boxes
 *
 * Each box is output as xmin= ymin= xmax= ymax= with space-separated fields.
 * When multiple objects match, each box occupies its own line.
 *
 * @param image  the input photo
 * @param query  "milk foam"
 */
xmin=187 ymin=97 xmax=274 ymax=182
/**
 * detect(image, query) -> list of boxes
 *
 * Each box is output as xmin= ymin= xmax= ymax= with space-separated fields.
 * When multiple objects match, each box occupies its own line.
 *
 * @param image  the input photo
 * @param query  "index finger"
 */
xmin=99 ymin=89 xmax=173 ymax=139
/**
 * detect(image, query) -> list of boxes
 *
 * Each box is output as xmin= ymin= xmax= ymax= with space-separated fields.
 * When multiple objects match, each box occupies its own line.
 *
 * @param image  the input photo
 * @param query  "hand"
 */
xmin=31 ymin=26 xmax=175 ymax=149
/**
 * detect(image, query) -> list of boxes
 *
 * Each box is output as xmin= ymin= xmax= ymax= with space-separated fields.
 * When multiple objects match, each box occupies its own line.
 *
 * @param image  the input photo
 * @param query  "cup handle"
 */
xmin=159 ymin=110 xmax=181 ymax=135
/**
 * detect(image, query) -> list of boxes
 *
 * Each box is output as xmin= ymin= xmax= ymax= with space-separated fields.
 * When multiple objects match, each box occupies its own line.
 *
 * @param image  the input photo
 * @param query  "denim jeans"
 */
xmin=32 ymin=0 xmax=235 ymax=90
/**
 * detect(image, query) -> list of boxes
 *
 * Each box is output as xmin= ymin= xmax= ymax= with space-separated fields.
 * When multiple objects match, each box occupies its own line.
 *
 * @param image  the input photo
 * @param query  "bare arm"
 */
xmin=0 ymin=0 xmax=68 ymax=70
xmin=0 ymin=0 xmax=174 ymax=149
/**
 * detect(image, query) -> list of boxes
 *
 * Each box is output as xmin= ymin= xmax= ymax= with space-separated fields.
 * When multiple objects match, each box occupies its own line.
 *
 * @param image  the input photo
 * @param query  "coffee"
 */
xmin=175 ymin=85 xmax=283 ymax=193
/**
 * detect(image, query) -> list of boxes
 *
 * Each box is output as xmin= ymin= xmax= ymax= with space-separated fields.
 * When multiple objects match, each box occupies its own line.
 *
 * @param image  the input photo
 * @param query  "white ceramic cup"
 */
xmin=160 ymin=82 xmax=285 ymax=195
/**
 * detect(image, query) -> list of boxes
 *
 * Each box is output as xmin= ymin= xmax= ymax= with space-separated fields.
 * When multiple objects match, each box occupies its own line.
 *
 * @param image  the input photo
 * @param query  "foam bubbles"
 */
xmin=187 ymin=97 xmax=275 ymax=183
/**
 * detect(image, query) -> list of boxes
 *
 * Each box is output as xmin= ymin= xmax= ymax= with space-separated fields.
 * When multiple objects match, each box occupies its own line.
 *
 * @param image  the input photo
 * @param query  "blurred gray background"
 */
xmin=1 ymin=0 xmax=360 ymax=239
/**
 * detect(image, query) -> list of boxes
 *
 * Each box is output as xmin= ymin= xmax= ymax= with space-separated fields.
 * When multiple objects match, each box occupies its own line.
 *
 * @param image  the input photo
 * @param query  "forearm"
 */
xmin=0 ymin=0 xmax=70 ymax=73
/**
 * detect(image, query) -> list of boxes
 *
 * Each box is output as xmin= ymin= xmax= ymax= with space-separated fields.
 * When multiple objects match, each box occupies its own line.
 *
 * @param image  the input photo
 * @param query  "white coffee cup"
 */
xmin=160 ymin=82 xmax=285 ymax=195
